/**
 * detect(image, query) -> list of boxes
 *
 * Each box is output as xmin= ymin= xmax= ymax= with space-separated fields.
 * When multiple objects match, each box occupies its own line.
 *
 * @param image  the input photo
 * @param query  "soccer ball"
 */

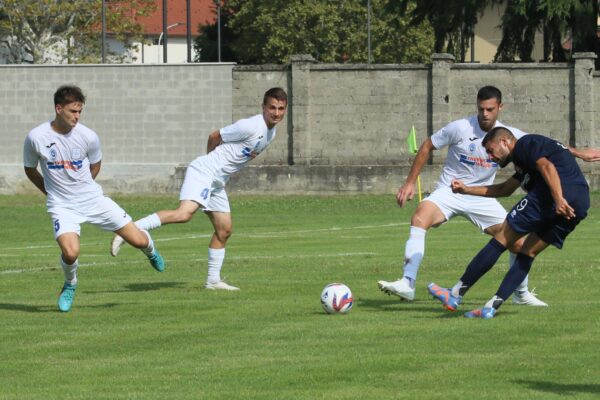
xmin=320 ymin=283 xmax=353 ymax=314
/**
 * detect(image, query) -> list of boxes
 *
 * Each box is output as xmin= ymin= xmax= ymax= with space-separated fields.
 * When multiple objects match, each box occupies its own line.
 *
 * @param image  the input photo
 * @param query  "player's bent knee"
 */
xmin=216 ymin=228 xmax=232 ymax=242
xmin=61 ymin=251 xmax=79 ymax=265
xmin=411 ymin=214 xmax=435 ymax=229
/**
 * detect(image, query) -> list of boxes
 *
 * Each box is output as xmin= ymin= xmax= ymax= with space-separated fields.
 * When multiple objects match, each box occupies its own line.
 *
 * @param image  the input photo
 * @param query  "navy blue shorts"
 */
xmin=506 ymin=185 xmax=589 ymax=249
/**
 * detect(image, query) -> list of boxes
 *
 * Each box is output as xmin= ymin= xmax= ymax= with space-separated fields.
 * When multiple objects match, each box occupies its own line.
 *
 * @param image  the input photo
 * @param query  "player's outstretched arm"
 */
xmin=451 ymin=177 xmax=520 ymax=198
xmin=397 ymin=138 xmax=435 ymax=207
xmin=24 ymin=167 xmax=47 ymax=195
xmin=536 ymin=157 xmax=575 ymax=219
xmin=569 ymin=146 xmax=600 ymax=162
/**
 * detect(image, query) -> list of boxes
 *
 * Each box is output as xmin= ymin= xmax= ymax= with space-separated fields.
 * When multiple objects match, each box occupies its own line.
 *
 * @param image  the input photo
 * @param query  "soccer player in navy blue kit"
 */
xmin=427 ymin=126 xmax=590 ymax=318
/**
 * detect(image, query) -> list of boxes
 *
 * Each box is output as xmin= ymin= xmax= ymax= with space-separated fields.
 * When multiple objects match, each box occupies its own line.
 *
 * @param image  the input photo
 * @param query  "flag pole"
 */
xmin=407 ymin=126 xmax=422 ymax=202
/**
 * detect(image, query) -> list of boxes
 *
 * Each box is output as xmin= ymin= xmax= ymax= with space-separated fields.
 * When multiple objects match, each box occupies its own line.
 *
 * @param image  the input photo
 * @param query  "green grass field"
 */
xmin=1 ymin=193 xmax=600 ymax=399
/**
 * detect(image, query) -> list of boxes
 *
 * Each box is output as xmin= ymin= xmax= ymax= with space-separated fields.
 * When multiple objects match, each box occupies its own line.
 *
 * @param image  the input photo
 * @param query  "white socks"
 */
xmin=402 ymin=226 xmax=427 ymax=282
xmin=61 ymin=256 xmax=78 ymax=286
xmin=451 ymin=280 xmax=464 ymax=298
xmin=207 ymin=248 xmax=225 ymax=284
xmin=135 ymin=213 xmax=162 ymax=231
xmin=139 ymin=229 xmax=156 ymax=256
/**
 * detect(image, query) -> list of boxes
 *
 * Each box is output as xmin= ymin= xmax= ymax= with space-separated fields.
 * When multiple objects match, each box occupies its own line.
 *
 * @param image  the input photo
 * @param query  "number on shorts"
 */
xmin=54 ymin=219 xmax=60 ymax=232
xmin=201 ymin=188 xmax=210 ymax=200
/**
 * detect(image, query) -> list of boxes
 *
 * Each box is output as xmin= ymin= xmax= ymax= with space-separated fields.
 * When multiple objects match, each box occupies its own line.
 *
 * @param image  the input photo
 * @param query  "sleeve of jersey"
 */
xmin=220 ymin=118 xmax=253 ymax=143
xmin=430 ymin=122 xmax=457 ymax=150
xmin=23 ymin=133 xmax=39 ymax=168
xmin=87 ymin=132 xmax=103 ymax=164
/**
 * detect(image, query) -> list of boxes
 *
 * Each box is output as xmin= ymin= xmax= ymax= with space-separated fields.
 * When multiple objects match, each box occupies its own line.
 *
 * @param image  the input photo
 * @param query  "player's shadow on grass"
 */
xmin=358 ymin=297 xmax=453 ymax=315
xmin=357 ymin=297 xmax=515 ymax=318
xmin=515 ymin=379 xmax=600 ymax=395
xmin=88 ymin=281 xmax=185 ymax=294
xmin=0 ymin=303 xmax=55 ymax=313
xmin=0 ymin=302 xmax=124 ymax=313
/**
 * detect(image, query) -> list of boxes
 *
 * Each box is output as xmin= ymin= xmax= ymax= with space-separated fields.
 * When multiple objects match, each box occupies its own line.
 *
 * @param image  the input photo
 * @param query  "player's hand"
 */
xmin=555 ymin=198 xmax=576 ymax=220
xmin=450 ymin=179 xmax=466 ymax=194
xmin=396 ymin=183 xmax=415 ymax=207
xmin=580 ymin=148 xmax=600 ymax=162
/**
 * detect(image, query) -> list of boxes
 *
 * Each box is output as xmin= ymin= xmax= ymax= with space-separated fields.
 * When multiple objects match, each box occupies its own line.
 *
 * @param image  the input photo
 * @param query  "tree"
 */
xmin=0 ymin=0 xmax=155 ymax=64
xmin=392 ymin=0 xmax=493 ymax=62
xmin=494 ymin=0 xmax=598 ymax=63
xmin=391 ymin=0 xmax=598 ymax=65
xmin=195 ymin=0 xmax=433 ymax=64
xmin=193 ymin=2 xmax=237 ymax=62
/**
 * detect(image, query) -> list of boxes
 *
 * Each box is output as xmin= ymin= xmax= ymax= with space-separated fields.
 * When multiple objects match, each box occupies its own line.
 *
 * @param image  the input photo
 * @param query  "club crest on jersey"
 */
xmin=71 ymin=148 xmax=82 ymax=160
xmin=468 ymin=143 xmax=477 ymax=153
xmin=49 ymin=148 xmax=57 ymax=160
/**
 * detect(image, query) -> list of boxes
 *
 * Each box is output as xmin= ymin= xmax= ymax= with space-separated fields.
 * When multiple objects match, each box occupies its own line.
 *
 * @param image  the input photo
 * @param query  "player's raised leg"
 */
xmin=115 ymin=222 xmax=165 ymax=272
xmin=110 ymin=200 xmax=199 ymax=256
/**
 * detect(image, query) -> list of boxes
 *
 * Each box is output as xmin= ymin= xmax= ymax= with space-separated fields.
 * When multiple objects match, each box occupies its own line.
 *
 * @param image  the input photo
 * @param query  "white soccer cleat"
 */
xmin=205 ymin=281 xmax=240 ymax=291
xmin=110 ymin=234 xmax=125 ymax=257
xmin=378 ymin=279 xmax=415 ymax=301
xmin=512 ymin=289 xmax=548 ymax=306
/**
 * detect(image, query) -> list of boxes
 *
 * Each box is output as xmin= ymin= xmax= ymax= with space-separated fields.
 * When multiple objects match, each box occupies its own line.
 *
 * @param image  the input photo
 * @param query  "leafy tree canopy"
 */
xmin=196 ymin=0 xmax=434 ymax=64
xmin=495 ymin=0 xmax=599 ymax=63
xmin=0 ymin=0 xmax=155 ymax=64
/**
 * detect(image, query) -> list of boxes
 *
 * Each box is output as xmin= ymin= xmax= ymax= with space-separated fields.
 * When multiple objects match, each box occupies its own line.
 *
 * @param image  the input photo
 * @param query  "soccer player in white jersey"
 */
xmin=109 ymin=87 xmax=288 ymax=291
xmin=23 ymin=85 xmax=165 ymax=312
xmin=377 ymin=86 xmax=548 ymax=306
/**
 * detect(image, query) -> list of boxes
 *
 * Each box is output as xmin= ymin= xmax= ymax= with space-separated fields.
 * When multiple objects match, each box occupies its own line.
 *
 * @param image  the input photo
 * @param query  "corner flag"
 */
xmin=407 ymin=125 xmax=418 ymax=154
xmin=407 ymin=125 xmax=422 ymax=202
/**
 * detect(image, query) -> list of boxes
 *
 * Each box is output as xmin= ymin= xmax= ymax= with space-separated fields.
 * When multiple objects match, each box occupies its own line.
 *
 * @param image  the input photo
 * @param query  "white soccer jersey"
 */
xmin=189 ymin=113 xmax=276 ymax=185
xmin=23 ymin=121 xmax=103 ymax=207
xmin=430 ymin=115 xmax=526 ymax=189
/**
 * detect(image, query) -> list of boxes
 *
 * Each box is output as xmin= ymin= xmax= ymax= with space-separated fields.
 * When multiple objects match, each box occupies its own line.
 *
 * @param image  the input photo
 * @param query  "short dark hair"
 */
xmin=482 ymin=126 xmax=514 ymax=147
xmin=477 ymin=86 xmax=502 ymax=103
xmin=54 ymin=85 xmax=86 ymax=106
xmin=263 ymin=87 xmax=287 ymax=105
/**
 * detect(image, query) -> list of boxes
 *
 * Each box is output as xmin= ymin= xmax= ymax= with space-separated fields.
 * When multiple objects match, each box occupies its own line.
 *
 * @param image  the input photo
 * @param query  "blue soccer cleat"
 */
xmin=58 ymin=282 xmax=77 ymax=312
xmin=147 ymin=249 xmax=165 ymax=272
xmin=464 ymin=307 xmax=496 ymax=319
xmin=427 ymin=282 xmax=461 ymax=311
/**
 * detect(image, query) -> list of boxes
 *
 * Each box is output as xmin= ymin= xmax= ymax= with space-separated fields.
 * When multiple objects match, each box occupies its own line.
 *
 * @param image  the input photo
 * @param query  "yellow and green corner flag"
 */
xmin=407 ymin=126 xmax=422 ymax=202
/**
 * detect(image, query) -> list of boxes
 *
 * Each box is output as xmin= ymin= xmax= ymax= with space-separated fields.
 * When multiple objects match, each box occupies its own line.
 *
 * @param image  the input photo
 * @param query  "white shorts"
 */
xmin=179 ymin=163 xmax=231 ymax=213
xmin=48 ymin=196 xmax=132 ymax=239
xmin=423 ymin=186 xmax=507 ymax=231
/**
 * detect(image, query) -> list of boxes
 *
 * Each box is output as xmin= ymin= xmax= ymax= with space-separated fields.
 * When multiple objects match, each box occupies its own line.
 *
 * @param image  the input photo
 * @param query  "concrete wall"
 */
xmin=1 ymin=53 xmax=598 ymax=195
xmin=0 ymin=63 xmax=233 ymax=194
xmin=229 ymin=52 xmax=599 ymax=194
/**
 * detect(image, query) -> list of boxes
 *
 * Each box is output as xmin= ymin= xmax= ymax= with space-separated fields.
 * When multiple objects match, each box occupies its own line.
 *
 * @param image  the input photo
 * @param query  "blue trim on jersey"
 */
xmin=47 ymin=160 xmax=83 ymax=170
xmin=459 ymin=154 xmax=498 ymax=168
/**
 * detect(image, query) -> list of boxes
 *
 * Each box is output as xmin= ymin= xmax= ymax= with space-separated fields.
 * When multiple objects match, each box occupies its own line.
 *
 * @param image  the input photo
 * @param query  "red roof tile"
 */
xmin=135 ymin=0 xmax=216 ymax=36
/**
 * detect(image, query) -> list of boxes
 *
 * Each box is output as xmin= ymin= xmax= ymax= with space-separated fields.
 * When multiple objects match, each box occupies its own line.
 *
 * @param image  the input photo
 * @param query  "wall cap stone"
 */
xmin=572 ymin=52 xmax=598 ymax=60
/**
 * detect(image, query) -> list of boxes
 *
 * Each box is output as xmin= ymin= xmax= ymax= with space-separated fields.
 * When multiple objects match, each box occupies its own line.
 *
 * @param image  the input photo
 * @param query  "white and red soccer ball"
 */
xmin=320 ymin=283 xmax=353 ymax=314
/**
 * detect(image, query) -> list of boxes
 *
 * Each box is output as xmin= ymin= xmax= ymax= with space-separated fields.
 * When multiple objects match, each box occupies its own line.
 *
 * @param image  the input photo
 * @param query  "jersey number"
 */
xmin=54 ymin=220 xmax=60 ymax=232
xmin=201 ymin=188 xmax=210 ymax=200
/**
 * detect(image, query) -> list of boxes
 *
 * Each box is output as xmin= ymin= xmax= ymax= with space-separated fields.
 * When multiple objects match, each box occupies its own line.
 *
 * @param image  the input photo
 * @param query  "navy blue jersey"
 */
xmin=512 ymin=134 xmax=587 ymax=193
xmin=507 ymin=134 xmax=589 ymax=248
